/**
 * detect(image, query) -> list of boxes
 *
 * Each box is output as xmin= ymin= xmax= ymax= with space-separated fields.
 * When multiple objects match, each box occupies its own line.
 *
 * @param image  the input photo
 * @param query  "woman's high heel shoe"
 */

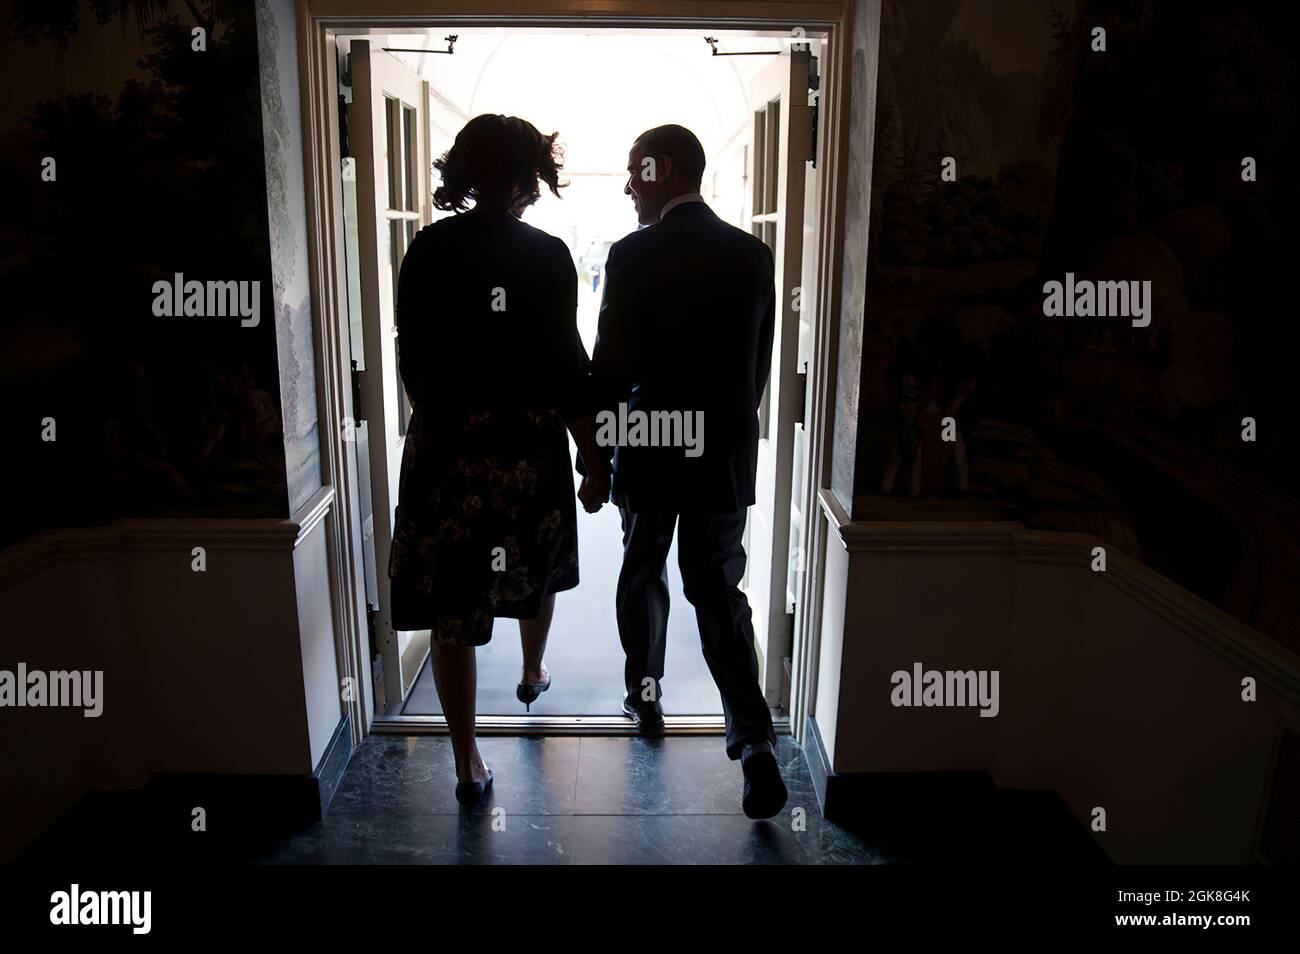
xmin=455 ymin=768 xmax=494 ymax=806
xmin=516 ymin=673 xmax=552 ymax=712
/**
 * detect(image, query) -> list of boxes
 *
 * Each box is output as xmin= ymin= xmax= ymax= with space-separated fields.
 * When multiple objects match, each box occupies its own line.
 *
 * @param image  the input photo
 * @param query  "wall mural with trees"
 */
xmin=856 ymin=0 xmax=1299 ymax=653
xmin=0 ymin=0 xmax=317 ymax=547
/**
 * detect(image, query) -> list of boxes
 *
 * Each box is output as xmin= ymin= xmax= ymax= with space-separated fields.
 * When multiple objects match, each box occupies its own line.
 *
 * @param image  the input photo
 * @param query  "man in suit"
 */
xmin=585 ymin=124 xmax=786 ymax=818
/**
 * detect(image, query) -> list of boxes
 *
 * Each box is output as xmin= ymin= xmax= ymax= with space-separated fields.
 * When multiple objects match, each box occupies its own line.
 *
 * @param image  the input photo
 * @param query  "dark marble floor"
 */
xmin=260 ymin=734 xmax=885 ymax=865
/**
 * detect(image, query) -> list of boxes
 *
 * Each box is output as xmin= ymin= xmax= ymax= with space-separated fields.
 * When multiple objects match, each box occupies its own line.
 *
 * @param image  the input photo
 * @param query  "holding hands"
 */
xmin=578 ymin=466 xmax=610 ymax=514
xmin=569 ymin=415 xmax=611 ymax=515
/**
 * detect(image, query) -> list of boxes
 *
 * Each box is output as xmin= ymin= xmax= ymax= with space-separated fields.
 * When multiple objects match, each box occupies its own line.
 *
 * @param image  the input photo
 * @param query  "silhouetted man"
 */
xmin=587 ymin=124 xmax=785 ymax=819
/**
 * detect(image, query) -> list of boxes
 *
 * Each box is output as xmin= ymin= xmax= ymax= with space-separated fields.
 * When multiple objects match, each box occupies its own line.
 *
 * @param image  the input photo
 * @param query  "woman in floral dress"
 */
xmin=388 ymin=114 xmax=609 ymax=803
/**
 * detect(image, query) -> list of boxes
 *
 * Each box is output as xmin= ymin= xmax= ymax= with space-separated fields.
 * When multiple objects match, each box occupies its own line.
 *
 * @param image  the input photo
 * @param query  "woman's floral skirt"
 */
xmin=388 ymin=405 xmax=579 ymax=646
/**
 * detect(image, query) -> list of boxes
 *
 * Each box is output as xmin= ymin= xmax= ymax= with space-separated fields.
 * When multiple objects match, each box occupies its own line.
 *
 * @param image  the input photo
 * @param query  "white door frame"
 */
xmin=294 ymin=0 xmax=854 ymax=746
xmin=743 ymin=46 xmax=811 ymax=706
xmin=348 ymin=41 xmax=433 ymax=706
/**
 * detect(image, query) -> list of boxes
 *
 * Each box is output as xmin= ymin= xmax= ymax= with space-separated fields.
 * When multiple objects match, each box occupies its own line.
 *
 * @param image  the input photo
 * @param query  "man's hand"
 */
xmin=578 ymin=472 xmax=609 ymax=514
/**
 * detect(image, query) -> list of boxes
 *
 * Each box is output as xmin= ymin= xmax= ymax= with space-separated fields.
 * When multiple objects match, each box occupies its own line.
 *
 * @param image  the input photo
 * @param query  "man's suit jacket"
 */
xmin=591 ymin=201 xmax=777 ymax=514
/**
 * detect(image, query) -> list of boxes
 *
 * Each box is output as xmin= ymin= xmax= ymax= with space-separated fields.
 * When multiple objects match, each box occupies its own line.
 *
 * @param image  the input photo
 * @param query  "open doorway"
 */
xmin=310 ymin=12 xmax=837 ymax=737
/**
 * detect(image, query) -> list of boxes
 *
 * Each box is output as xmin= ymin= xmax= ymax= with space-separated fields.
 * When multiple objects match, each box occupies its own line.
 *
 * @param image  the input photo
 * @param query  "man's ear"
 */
xmin=638 ymin=153 xmax=664 ymax=183
xmin=659 ymin=155 xmax=674 ymax=184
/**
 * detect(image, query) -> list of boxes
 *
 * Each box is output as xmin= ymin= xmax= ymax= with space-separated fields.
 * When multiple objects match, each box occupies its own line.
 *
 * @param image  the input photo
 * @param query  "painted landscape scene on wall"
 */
xmin=856 ymin=0 xmax=1299 ymax=652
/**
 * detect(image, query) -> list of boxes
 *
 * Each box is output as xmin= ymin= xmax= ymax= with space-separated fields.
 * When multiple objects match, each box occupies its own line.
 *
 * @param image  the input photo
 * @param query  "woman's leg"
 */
xmin=430 ymin=642 xmax=489 ymax=783
xmin=519 ymin=593 xmax=555 ymax=684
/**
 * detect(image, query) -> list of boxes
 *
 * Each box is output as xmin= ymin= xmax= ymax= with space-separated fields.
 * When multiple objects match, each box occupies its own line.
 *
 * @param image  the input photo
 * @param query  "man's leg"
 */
xmin=676 ymin=510 xmax=776 ymax=760
xmin=616 ymin=506 xmax=677 ymax=710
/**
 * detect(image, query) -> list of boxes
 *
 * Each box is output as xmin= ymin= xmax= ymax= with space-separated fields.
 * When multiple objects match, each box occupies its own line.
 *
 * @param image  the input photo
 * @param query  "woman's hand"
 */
xmin=578 ymin=471 xmax=609 ymax=514
xmin=567 ymin=415 xmax=610 ymax=514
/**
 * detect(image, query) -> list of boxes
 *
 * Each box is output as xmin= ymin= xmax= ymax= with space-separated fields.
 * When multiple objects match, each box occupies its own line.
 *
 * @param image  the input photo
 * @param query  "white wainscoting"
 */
xmin=0 ymin=486 xmax=341 ymax=861
xmin=813 ymin=490 xmax=1300 ymax=863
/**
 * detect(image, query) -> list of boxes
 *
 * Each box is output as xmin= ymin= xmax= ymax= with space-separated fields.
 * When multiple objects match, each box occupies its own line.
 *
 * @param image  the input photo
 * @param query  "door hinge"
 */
xmin=794 ymin=363 xmax=808 ymax=427
xmin=338 ymin=52 xmax=353 ymax=156
xmin=365 ymin=602 xmax=379 ymax=661
xmin=810 ymin=95 xmax=819 ymax=168
xmin=808 ymin=52 xmax=819 ymax=168
xmin=351 ymin=358 xmax=362 ymax=420
xmin=367 ymin=602 xmax=386 ymax=709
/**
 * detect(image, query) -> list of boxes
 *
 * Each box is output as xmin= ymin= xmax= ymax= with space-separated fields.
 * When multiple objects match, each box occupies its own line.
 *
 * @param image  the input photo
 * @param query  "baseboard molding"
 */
xmin=21 ymin=766 xmax=328 ymax=863
xmin=314 ymin=714 xmax=353 ymax=814
xmin=145 ymin=769 xmax=323 ymax=835
xmin=146 ymin=716 xmax=354 ymax=835
xmin=805 ymin=715 xmax=993 ymax=822
xmin=804 ymin=711 xmax=833 ymax=812
xmin=804 ymin=716 xmax=1108 ymax=864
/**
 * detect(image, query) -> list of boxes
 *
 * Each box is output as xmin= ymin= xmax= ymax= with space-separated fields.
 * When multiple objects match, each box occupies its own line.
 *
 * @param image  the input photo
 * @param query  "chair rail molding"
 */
xmin=0 ymin=485 xmax=337 ymax=590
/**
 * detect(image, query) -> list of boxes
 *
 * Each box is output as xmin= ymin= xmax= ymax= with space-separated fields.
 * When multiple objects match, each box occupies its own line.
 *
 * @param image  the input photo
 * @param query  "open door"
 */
xmin=348 ymin=40 xmax=432 ymax=706
xmin=743 ymin=47 xmax=812 ymax=706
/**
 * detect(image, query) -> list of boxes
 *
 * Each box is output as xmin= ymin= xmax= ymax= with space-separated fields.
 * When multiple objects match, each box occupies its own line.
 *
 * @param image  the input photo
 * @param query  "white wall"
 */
xmin=0 ymin=489 xmax=341 ymax=861
xmin=293 ymin=509 xmax=346 ymax=768
xmin=2 ymin=551 xmax=143 ymax=862
xmin=814 ymin=531 xmax=850 ymax=760
xmin=811 ymin=498 xmax=1300 ymax=863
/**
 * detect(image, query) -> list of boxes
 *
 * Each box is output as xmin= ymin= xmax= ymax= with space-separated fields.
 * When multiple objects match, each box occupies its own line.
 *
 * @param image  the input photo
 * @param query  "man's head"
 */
xmin=624 ymin=124 xmax=706 ymax=226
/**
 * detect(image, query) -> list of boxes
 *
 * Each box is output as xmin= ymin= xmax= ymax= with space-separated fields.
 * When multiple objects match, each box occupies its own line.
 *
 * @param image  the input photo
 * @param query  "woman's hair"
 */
xmin=433 ymin=114 xmax=565 ymax=212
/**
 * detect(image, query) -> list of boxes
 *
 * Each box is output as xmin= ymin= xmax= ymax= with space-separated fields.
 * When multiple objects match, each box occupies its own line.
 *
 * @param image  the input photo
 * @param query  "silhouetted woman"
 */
xmin=388 ymin=115 xmax=609 ymax=804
